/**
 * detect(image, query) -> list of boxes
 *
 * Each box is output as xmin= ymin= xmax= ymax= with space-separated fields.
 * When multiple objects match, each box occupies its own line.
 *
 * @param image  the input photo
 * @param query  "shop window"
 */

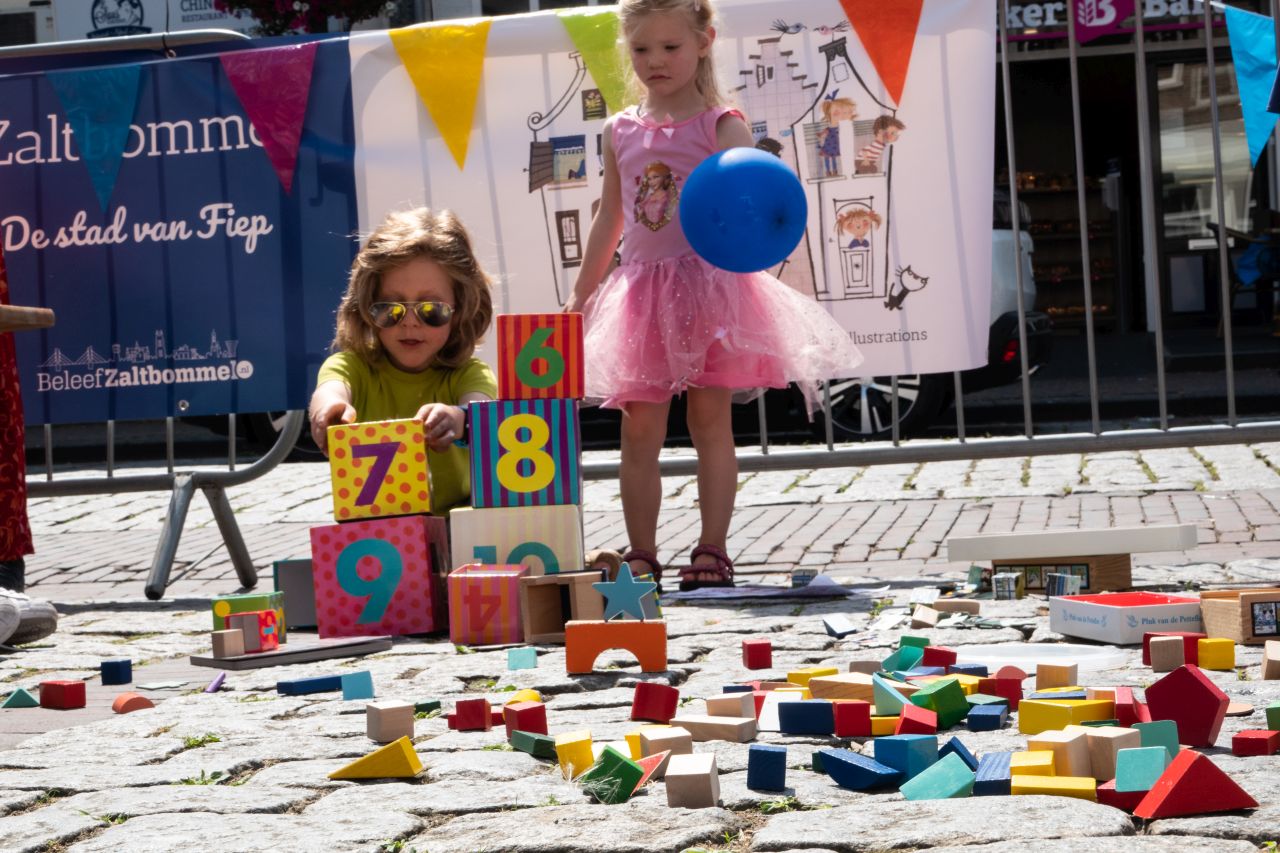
xmin=557 ymin=211 xmax=582 ymax=267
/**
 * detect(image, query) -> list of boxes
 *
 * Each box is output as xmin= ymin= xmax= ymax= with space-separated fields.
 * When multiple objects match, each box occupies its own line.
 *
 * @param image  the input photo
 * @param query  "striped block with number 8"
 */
xmin=469 ymin=399 xmax=581 ymax=508
xmin=496 ymin=313 xmax=584 ymax=400
xmin=327 ymin=419 xmax=431 ymax=522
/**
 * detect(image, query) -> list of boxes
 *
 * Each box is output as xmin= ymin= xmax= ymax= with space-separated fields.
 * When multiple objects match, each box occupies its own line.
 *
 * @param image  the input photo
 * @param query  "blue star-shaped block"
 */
xmin=593 ymin=563 xmax=658 ymax=621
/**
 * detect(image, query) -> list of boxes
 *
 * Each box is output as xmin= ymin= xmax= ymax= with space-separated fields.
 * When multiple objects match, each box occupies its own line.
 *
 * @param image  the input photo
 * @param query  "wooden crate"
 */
xmin=1200 ymin=588 xmax=1280 ymax=645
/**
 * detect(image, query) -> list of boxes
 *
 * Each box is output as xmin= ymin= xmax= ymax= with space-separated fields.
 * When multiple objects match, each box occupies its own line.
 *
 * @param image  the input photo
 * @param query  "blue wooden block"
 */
xmin=894 ymin=666 xmax=947 ymax=679
xmin=507 ymin=647 xmax=538 ymax=670
xmin=820 ymin=748 xmax=902 ymax=791
xmin=778 ymin=700 xmax=835 ymax=735
xmin=100 ymin=659 xmax=132 ymax=686
xmin=900 ymin=752 xmax=976 ymax=800
xmin=974 ymin=751 xmax=1012 ymax=796
xmin=278 ymin=675 xmax=343 ymax=695
xmin=722 ymin=684 xmax=753 ymax=694
xmin=823 ymin=614 xmax=859 ymax=639
xmin=341 ymin=671 xmax=375 ymax=701
xmin=967 ymin=703 xmax=1008 ymax=732
xmin=872 ymin=673 xmax=911 ymax=716
xmin=747 ymin=743 xmax=787 ymax=792
xmin=469 ymin=399 xmax=582 ymax=508
xmin=947 ymin=663 xmax=988 ymax=677
xmin=873 ymin=734 xmax=938 ymax=782
xmin=939 ymin=736 xmax=979 ymax=772
xmin=1029 ymin=689 xmax=1087 ymax=700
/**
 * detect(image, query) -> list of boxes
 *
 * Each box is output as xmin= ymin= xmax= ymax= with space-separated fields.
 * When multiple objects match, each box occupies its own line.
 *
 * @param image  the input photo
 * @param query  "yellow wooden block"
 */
xmin=1010 ymin=774 xmax=1097 ymax=801
xmin=870 ymin=715 xmax=897 ymax=736
xmin=327 ymin=419 xmax=431 ymax=522
xmin=787 ymin=666 xmax=839 ymax=687
xmin=1035 ymin=663 xmax=1078 ymax=690
xmin=625 ymin=725 xmax=670 ymax=760
xmin=1197 ymin=637 xmax=1235 ymax=671
xmin=1011 ymin=750 xmax=1056 ymax=776
xmin=555 ymin=730 xmax=594 ymax=779
xmin=1034 ymin=685 xmax=1085 ymax=696
xmin=774 ymin=686 xmax=811 ymax=699
xmin=329 ymin=736 xmax=423 ymax=779
xmin=950 ymin=674 xmax=981 ymax=695
xmin=505 ymin=689 xmax=542 ymax=705
xmin=1017 ymin=699 xmax=1114 ymax=734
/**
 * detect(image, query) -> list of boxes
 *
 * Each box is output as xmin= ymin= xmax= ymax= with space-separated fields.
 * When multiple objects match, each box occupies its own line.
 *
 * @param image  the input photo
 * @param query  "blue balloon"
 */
xmin=679 ymin=147 xmax=808 ymax=274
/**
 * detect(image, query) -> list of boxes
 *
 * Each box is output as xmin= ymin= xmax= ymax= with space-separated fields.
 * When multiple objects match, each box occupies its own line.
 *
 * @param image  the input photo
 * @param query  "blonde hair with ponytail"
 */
xmin=618 ymin=0 xmax=728 ymax=108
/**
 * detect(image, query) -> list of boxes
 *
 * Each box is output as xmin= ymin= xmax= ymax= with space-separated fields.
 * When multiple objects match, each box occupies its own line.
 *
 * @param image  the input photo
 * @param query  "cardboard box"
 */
xmin=1049 ymin=592 xmax=1203 ymax=645
xmin=1200 ymin=588 xmax=1280 ymax=645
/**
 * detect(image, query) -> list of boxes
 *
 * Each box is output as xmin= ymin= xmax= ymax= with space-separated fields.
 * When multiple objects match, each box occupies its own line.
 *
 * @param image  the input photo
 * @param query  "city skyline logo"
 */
xmin=34 ymin=327 xmax=254 ymax=393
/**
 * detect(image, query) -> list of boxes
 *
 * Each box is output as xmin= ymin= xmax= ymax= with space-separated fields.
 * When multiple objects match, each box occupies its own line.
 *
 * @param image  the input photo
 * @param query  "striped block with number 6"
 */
xmin=469 ymin=399 xmax=581 ymax=508
xmin=447 ymin=563 xmax=530 ymax=645
xmin=496 ymin=313 xmax=584 ymax=400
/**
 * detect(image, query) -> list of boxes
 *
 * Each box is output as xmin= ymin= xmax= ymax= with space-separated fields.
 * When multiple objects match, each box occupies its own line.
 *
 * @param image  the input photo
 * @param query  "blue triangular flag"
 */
xmin=47 ymin=65 xmax=142 ymax=212
xmin=1224 ymin=5 xmax=1278 ymax=167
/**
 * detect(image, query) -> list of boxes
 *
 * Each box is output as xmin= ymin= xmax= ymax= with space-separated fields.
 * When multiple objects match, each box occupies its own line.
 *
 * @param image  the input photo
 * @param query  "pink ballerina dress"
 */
xmin=583 ymin=105 xmax=862 ymax=413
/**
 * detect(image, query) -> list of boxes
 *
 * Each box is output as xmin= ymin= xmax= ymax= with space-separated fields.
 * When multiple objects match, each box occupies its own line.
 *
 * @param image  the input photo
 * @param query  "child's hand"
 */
xmin=415 ymin=403 xmax=464 ymax=452
xmin=310 ymin=401 xmax=356 ymax=455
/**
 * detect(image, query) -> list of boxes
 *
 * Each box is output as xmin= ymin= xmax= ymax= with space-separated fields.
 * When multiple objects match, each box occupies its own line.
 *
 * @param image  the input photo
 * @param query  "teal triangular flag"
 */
xmin=2 ymin=688 xmax=39 ymax=708
xmin=47 ymin=65 xmax=142 ymax=211
xmin=1224 ymin=5 xmax=1279 ymax=168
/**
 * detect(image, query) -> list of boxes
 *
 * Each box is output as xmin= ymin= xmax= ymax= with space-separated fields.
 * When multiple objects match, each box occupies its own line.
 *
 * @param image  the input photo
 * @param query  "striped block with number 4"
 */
xmin=447 ymin=563 xmax=529 ymax=646
xmin=469 ymin=399 xmax=581 ymax=508
xmin=327 ymin=419 xmax=431 ymax=522
xmin=497 ymin=313 xmax=584 ymax=400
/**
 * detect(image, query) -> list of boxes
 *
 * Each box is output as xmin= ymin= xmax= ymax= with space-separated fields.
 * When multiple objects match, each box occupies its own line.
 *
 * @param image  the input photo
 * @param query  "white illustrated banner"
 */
xmin=349 ymin=0 xmax=995 ymax=378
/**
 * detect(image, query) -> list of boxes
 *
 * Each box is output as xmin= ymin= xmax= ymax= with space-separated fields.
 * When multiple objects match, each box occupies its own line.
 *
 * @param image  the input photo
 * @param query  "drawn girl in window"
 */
xmin=816 ymin=92 xmax=856 ymax=178
xmin=836 ymin=206 xmax=882 ymax=248
xmin=635 ymin=161 xmax=678 ymax=232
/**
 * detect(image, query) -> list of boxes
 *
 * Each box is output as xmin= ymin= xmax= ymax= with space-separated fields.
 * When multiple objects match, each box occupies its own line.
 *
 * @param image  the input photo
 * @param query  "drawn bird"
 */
xmin=771 ymin=19 xmax=806 ymax=35
xmin=813 ymin=21 xmax=851 ymax=37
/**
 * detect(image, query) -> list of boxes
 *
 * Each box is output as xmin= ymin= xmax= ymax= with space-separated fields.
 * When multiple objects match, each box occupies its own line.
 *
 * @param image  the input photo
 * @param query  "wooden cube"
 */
xmin=447 ymin=563 xmax=529 ymax=646
xmin=309 ymin=515 xmax=441 ymax=638
xmin=469 ymin=399 xmax=581 ymax=508
xmin=1148 ymin=636 xmax=1185 ymax=673
xmin=668 ymin=714 xmax=757 ymax=743
xmin=1035 ymin=663 xmax=1077 ymax=690
xmin=910 ymin=605 xmax=940 ymax=629
xmin=502 ymin=701 xmax=548 ymax=738
xmin=741 ymin=639 xmax=772 ymax=670
xmin=496 ymin=313 xmax=585 ymax=400
xmin=1027 ymin=728 xmax=1091 ymax=778
xmin=1200 ymin=588 xmax=1280 ymax=645
xmin=1074 ymin=724 xmax=1141 ymax=781
xmin=449 ymin=504 xmax=584 ymax=577
xmin=664 ymin=752 xmax=720 ymax=808
xmin=555 ymin=730 xmax=594 ymax=779
xmin=211 ymin=629 xmax=245 ymax=658
xmin=1197 ymin=637 xmax=1235 ymax=671
xmin=212 ymin=591 xmax=287 ymax=643
xmin=631 ymin=682 xmax=680 ymax=723
xmin=519 ymin=571 xmax=604 ymax=643
xmin=1264 ymin=640 xmax=1280 ymax=680
xmin=705 ymin=693 xmax=754 ymax=719
xmin=1232 ymin=729 xmax=1280 ymax=756
xmin=453 ymin=697 xmax=492 ymax=732
xmin=366 ymin=700 xmax=414 ymax=743
xmin=228 ymin=610 xmax=279 ymax=654
xmin=639 ymin=726 xmax=693 ymax=778
xmin=327 ymin=419 xmax=431 ymax=521
xmin=39 ymin=680 xmax=86 ymax=710
xmin=932 ymin=599 xmax=981 ymax=615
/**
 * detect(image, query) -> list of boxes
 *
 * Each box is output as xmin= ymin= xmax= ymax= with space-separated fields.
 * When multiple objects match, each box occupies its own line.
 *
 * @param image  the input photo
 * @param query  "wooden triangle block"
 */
xmin=631 ymin=749 xmax=670 ymax=794
xmin=329 ymin=736 xmax=423 ymax=780
xmin=2 ymin=688 xmax=39 ymax=708
xmin=1132 ymin=750 xmax=1257 ymax=819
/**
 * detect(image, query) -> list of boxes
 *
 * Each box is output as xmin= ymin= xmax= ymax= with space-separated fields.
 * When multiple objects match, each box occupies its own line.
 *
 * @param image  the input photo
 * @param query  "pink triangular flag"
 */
xmin=220 ymin=43 xmax=318 ymax=193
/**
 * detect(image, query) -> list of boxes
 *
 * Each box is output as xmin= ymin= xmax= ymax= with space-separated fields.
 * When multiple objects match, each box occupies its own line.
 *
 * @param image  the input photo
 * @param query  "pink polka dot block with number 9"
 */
xmin=327 ymin=419 xmax=431 ymax=522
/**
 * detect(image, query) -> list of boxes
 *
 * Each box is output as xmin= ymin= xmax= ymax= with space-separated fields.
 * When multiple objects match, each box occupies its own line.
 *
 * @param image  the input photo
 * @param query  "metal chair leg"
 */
xmin=145 ymin=473 xmax=197 ymax=600
xmin=203 ymin=483 xmax=259 ymax=591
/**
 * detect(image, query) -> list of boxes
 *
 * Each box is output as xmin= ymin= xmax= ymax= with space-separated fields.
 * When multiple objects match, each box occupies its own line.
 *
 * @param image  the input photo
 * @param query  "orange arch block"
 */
xmin=565 ymin=620 xmax=667 ymax=674
xmin=112 ymin=692 xmax=155 ymax=714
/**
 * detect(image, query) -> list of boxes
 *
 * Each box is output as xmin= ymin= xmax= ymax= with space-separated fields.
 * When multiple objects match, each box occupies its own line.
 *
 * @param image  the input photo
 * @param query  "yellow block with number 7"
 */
xmin=469 ymin=400 xmax=581 ymax=509
xmin=327 ymin=419 xmax=431 ymax=522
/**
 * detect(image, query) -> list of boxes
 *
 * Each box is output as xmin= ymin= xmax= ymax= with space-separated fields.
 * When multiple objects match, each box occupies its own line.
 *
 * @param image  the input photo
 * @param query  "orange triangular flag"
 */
xmin=837 ymin=0 xmax=925 ymax=106
xmin=1133 ymin=751 xmax=1257 ymax=819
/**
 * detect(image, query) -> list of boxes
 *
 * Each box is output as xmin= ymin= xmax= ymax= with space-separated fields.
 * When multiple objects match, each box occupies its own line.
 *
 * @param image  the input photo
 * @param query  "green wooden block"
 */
xmin=1267 ymin=701 xmax=1280 ymax=732
xmin=1 ymin=688 xmax=38 ymax=708
xmin=899 ymin=635 xmax=930 ymax=650
xmin=511 ymin=729 xmax=557 ymax=760
xmin=1080 ymin=719 xmax=1119 ymax=727
xmin=811 ymin=750 xmax=825 ymax=774
xmin=909 ymin=677 xmax=969 ymax=729
xmin=899 ymin=752 xmax=975 ymax=801
xmin=881 ymin=645 xmax=924 ymax=672
xmin=212 ymin=591 xmax=286 ymax=643
xmin=414 ymin=700 xmax=442 ymax=715
xmin=872 ymin=673 xmax=910 ymax=716
xmin=1114 ymin=746 xmax=1169 ymax=792
xmin=965 ymin=693 xmax=1008 ymax=707
xmin=1134 ymin=720 xmax=1178 ymax=760
xmin=579 ymin=745 xmax=643 ymax=805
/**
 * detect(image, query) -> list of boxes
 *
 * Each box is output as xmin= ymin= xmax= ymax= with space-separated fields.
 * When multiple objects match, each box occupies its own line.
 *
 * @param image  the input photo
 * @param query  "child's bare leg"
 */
xmin=685 ymin=387 xmax=736 ymax=580
xmin=619 ymin=399 xmax=671 ymax=566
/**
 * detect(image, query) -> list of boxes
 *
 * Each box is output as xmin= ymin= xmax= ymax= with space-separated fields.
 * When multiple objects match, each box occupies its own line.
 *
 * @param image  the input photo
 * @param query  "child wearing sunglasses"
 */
xmin=308 ymin=208 xmax=497 ymax=515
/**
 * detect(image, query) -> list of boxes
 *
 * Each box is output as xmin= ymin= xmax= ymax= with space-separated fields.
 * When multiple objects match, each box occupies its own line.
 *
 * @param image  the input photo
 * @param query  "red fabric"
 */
xmin=0 ymin=246 xmax=33 ymax=561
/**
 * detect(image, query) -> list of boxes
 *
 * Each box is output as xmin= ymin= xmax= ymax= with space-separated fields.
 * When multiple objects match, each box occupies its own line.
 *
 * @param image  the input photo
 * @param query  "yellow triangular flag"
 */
xmin=389 ymin=19 xmax=493 ymax=170
xmin=329 ymin=736 xmax=424 ymax=779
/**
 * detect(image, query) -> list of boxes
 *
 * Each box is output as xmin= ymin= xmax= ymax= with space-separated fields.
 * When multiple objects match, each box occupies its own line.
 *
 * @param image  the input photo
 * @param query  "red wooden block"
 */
xmin=454 ymin=698 xmax=493 ymax=732
xmin=491 ymin=708 xmax=505 ymax=727
xmin=1142 ymin=631 xmax=1205 ymax=667
xmin=751 ymin=690 xmax=769 ymax=718
xmin=1133 ymin=750 xmax=1257 ymax=819
xmin=1144 ymin=664 xmax=1229 ymax=748
xmin=833 ymin=700 xmax=872 ymax=737
xmin=921 ymin=646 xmax=958 ymax=668
xmin=1096 ymin=778 xmax=1146 ymax=812
xmin=39 ymin=680 xmax=86 ymax=710
xmin=894 ymin=703 xmax=938 ymax=735
xmin=1115 ymin=686 xmax=1140 ymax=727
xmin=1231 ymin=730 xmax=1280 ymax=757
xmin=977 ymin=676 xmax=1022 ymax=710
xmin=503 ymin=701 xmax=548 ymax=739
xmin=995 ymin=665 xmax=1027 ymax=681
xmin=631 ymin=681 xmax=679 ymax=723
xmin=742 ymin=639 xmax=772 ymax=670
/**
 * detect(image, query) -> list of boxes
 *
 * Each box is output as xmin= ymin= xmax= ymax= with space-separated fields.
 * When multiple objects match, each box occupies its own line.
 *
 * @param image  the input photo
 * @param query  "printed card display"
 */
xmin=469 ymin=399 xmax=581 ymax=508
xmin=327 ymin=419 xmax=431 ymax=522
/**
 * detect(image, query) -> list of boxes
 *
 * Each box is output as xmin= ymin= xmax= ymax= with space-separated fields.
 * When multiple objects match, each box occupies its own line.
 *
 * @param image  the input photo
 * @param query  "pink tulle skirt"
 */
xmin=583 ymin=253 xmax=863 ymax=414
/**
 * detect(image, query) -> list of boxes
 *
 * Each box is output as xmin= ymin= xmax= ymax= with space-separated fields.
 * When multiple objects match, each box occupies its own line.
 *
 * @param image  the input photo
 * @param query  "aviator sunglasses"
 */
xmin=369 ymin=300 xmax=455 ymax=328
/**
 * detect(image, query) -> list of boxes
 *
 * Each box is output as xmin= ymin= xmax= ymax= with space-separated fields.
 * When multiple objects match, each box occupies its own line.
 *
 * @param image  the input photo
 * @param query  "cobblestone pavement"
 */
xmin=0 ymin=443 xmax=1278 ymax=851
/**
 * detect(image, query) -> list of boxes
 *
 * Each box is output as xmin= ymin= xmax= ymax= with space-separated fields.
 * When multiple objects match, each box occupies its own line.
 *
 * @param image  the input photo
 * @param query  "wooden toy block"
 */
xmin=822 ymin=614 xmax=859 ymax=639
xmin=632 ymin=750 xmax=669 ymax=793
xmin=631 ymin=681 xmax=679 ymax=722
xmin=1114 ymin=686 xmax=1142 ymax=728
xmin=555 ymin=730 xmax=595 ymax=779
xmin=277 ymin=675 xmax=343 ymax=695
xmin=895 ymin=703 xmax=937 ymax=735
xmin=511 ymin=729 xmax=558 ymax=759
xmin=1148 ymin=636 xmax=1186 ymax=672
xmin=1096 ymin=778 xmax=1145 ymax=811
xmin=705 ymin=692 xmax=754 ymax=719
xmin=625 ymin=725 xmax=659 ymax=759
xmin=1010 ymin=749 xmax=1055 ymax=776
xmin=639 ymin=726 xmax=692 ymax=778
xmin=899 ymin=635 xmax=931 ymax=649
xmin=228 ymin=609 xmax=279 ymax=654
xmin=329 ymin=736 xmax=423 ymax=780
xmin=453 ymin=697 xmax=492 ymax=732
xmin=778 ymin=699 xmax=835 ymax=735
xmin=948 ymin=663 xmax=988 ymax=678
xmin=273 ymin=558 xmax=317 ymax=630
xmin=974 ymin=751 xmax=1012 ymax=796
xmin=872 ymin=673 xmax=913 ymax=716
xmin=1028 ymin=728 xmax=1091 ymax=778
xmin=786 ymin=666 xmax=838 ymax=687
xmin=100 ymin=659 xmax=132 ymax=686
xmin=1017 ymin=699 xmax=1113 ymax=734
xmin=39 ymin=680 xmax=86 ymax=710
xmin=819 ymin=748 xmax=902 ymax=790
xmin=966 ymin=692 xmax=1008 ymax=707
xmin=881 ymin=645 xmax=924 ymax=672
xmin=2 ymin=688 xmax=39 ymax=709
xmin=939 ymin=736 xmax=979 ymax=771
xmin=833 ymin=700 xmax=872 ymax=737
xmin=900 ymin=752 xmax=975 ymax=801
xmin=910 ymin=605 xmax=941 ymax=629
xmin=520 ymin=571 xmax=604 ymax=643
xmin=507 ymin=647 xmax=537 ymax=670
xmin=469 ymin=399 xmax=581 ymax=508
xmin=1196 ymin=637 xmax=1235 ymax=671
xmin=1134 ymin=720 xmax=1179 ymax=760
xmin=811 ymin=750 xmax=825 ymax=774
xmin=933 ymin=599 xmax=981 ymax=614
xmin=995 ymin=665 xmax=1027 ymax=681
xmin=1199 ymin=587 xmax=1280 ymax=645
xmin=948 ymin=674 xmax=981 ymax=695
xmin=579 ymin=745 xmax=643 ymax=805
xmin=448 ymin=563 xmax=530 ymax=646
xmin=1133 ymin=750 xmax=1258 ymax=819
xmin=873 ymin=734 xmax=938 ymax=781
xmin=808 ymin=672 xmax=874 ymax=703
xmin=341 ymin=671 xmax=375 ymax=701
xmin=909 ymin=677 xmax=969 ymax=729
xmin=211 ymin=629 xmax=245 ymax=659
xmin=326 ymin=419 xmax=431 ymax=521
xmin=741 ymin=639 xmax=772 ymax=669
xmin=1263 ymin=640 xmax=1280 ymax=680
xmin=921 ymin=646 xmax=958 ymax=668
xmin=1268 ymin=700 xmax=1280 ymax=730
xmin=111 ymin=692 xmax=154 ymax=714
xmin=1077 ymin=724 xmax=1141 ymax=781
xmin=992 ymin=571 xmax=1025 ymax=600
xmin=565 ymin=620 xmax=666 ymax=674
xmin=212 ymin=591 xmax=287 ymax=643
xmin=366 ymin=700 xmax=414 ymax=743
xmin=967 ymin=704 xmax=1007 ymax=732
xmin=1143 ymin=664 xmax=1228 ymax=747
xmin=450 ymin=504 xmax=584 ymax=579
xmin=668 ymin=714 xmax=757 ymax=743
xmin=847 ymin=660 xmax=883 ymax=675
xmin=664 ymin=752 xmax=720 ymax=808
xmin=1231 ymin=729 xmax=1280 ymax=756
xmin=310 ymin=514 xmax=442 ymax=638
xmin=1010 ymin=774 xmax=1097 ymax=801
xmin=747 ymin=743 xmax=787 ymax=792
xmin=496 ymin=312 xmax=585 ymax=400
xmin=773 ymin=687 xmax=810 ymax=699
xmin=722 ymin=684 xmax=754 ymax=694
xmin=1035 ymin=663 xmax=1077 ymax=690
xmin=977 ymin=676 xmax=1022 ymax=711
xmin=502 ymin=700 xmax=548 ymax=738
xmin=870 ymin=714 xmax=898 ymax=736
xmin=1142 ymin=631 xmax=1204 ymax=666
xmin=1029 ymin=687 xmax=1087 ymax=701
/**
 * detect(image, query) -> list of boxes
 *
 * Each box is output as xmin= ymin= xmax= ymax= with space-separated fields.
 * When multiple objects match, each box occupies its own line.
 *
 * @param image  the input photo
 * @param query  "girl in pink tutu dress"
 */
xmin=565 ymin=0 xmax=861 ymax=590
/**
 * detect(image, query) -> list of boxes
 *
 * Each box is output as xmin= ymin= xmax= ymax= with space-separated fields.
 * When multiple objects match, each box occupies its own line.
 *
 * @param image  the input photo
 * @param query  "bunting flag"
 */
xmin=46 ymin=65 xmax=142 ymax=212
xmin=390 ymin=19 xmax=493 ymax=170
xmin=837 ymin=0 xmax=925 ymax=106
xmin=220 ymin=43 xmax=319 ymax=194
xmin=1224 ymin=5 xmax=1278 ymax=168
xmin=557 ymin=8 xmax=627 ymax=116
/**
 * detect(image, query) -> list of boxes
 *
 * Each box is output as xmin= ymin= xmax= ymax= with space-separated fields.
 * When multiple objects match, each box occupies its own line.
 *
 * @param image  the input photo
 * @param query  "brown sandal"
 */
xmin=678 ymin=544 xmax=735 ymax=591
xmin=621 ymin=548 xmax=664 ymax=593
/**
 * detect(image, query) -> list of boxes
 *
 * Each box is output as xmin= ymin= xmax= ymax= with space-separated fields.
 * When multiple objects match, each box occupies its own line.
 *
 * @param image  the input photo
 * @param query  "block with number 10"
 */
xmin=327 ymin=419 xmax=431 ymax=522
xmin=469 ymin=399 xmax=580 ymax=508
xmin=496 ymin=313 xmax=584 ymax=400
